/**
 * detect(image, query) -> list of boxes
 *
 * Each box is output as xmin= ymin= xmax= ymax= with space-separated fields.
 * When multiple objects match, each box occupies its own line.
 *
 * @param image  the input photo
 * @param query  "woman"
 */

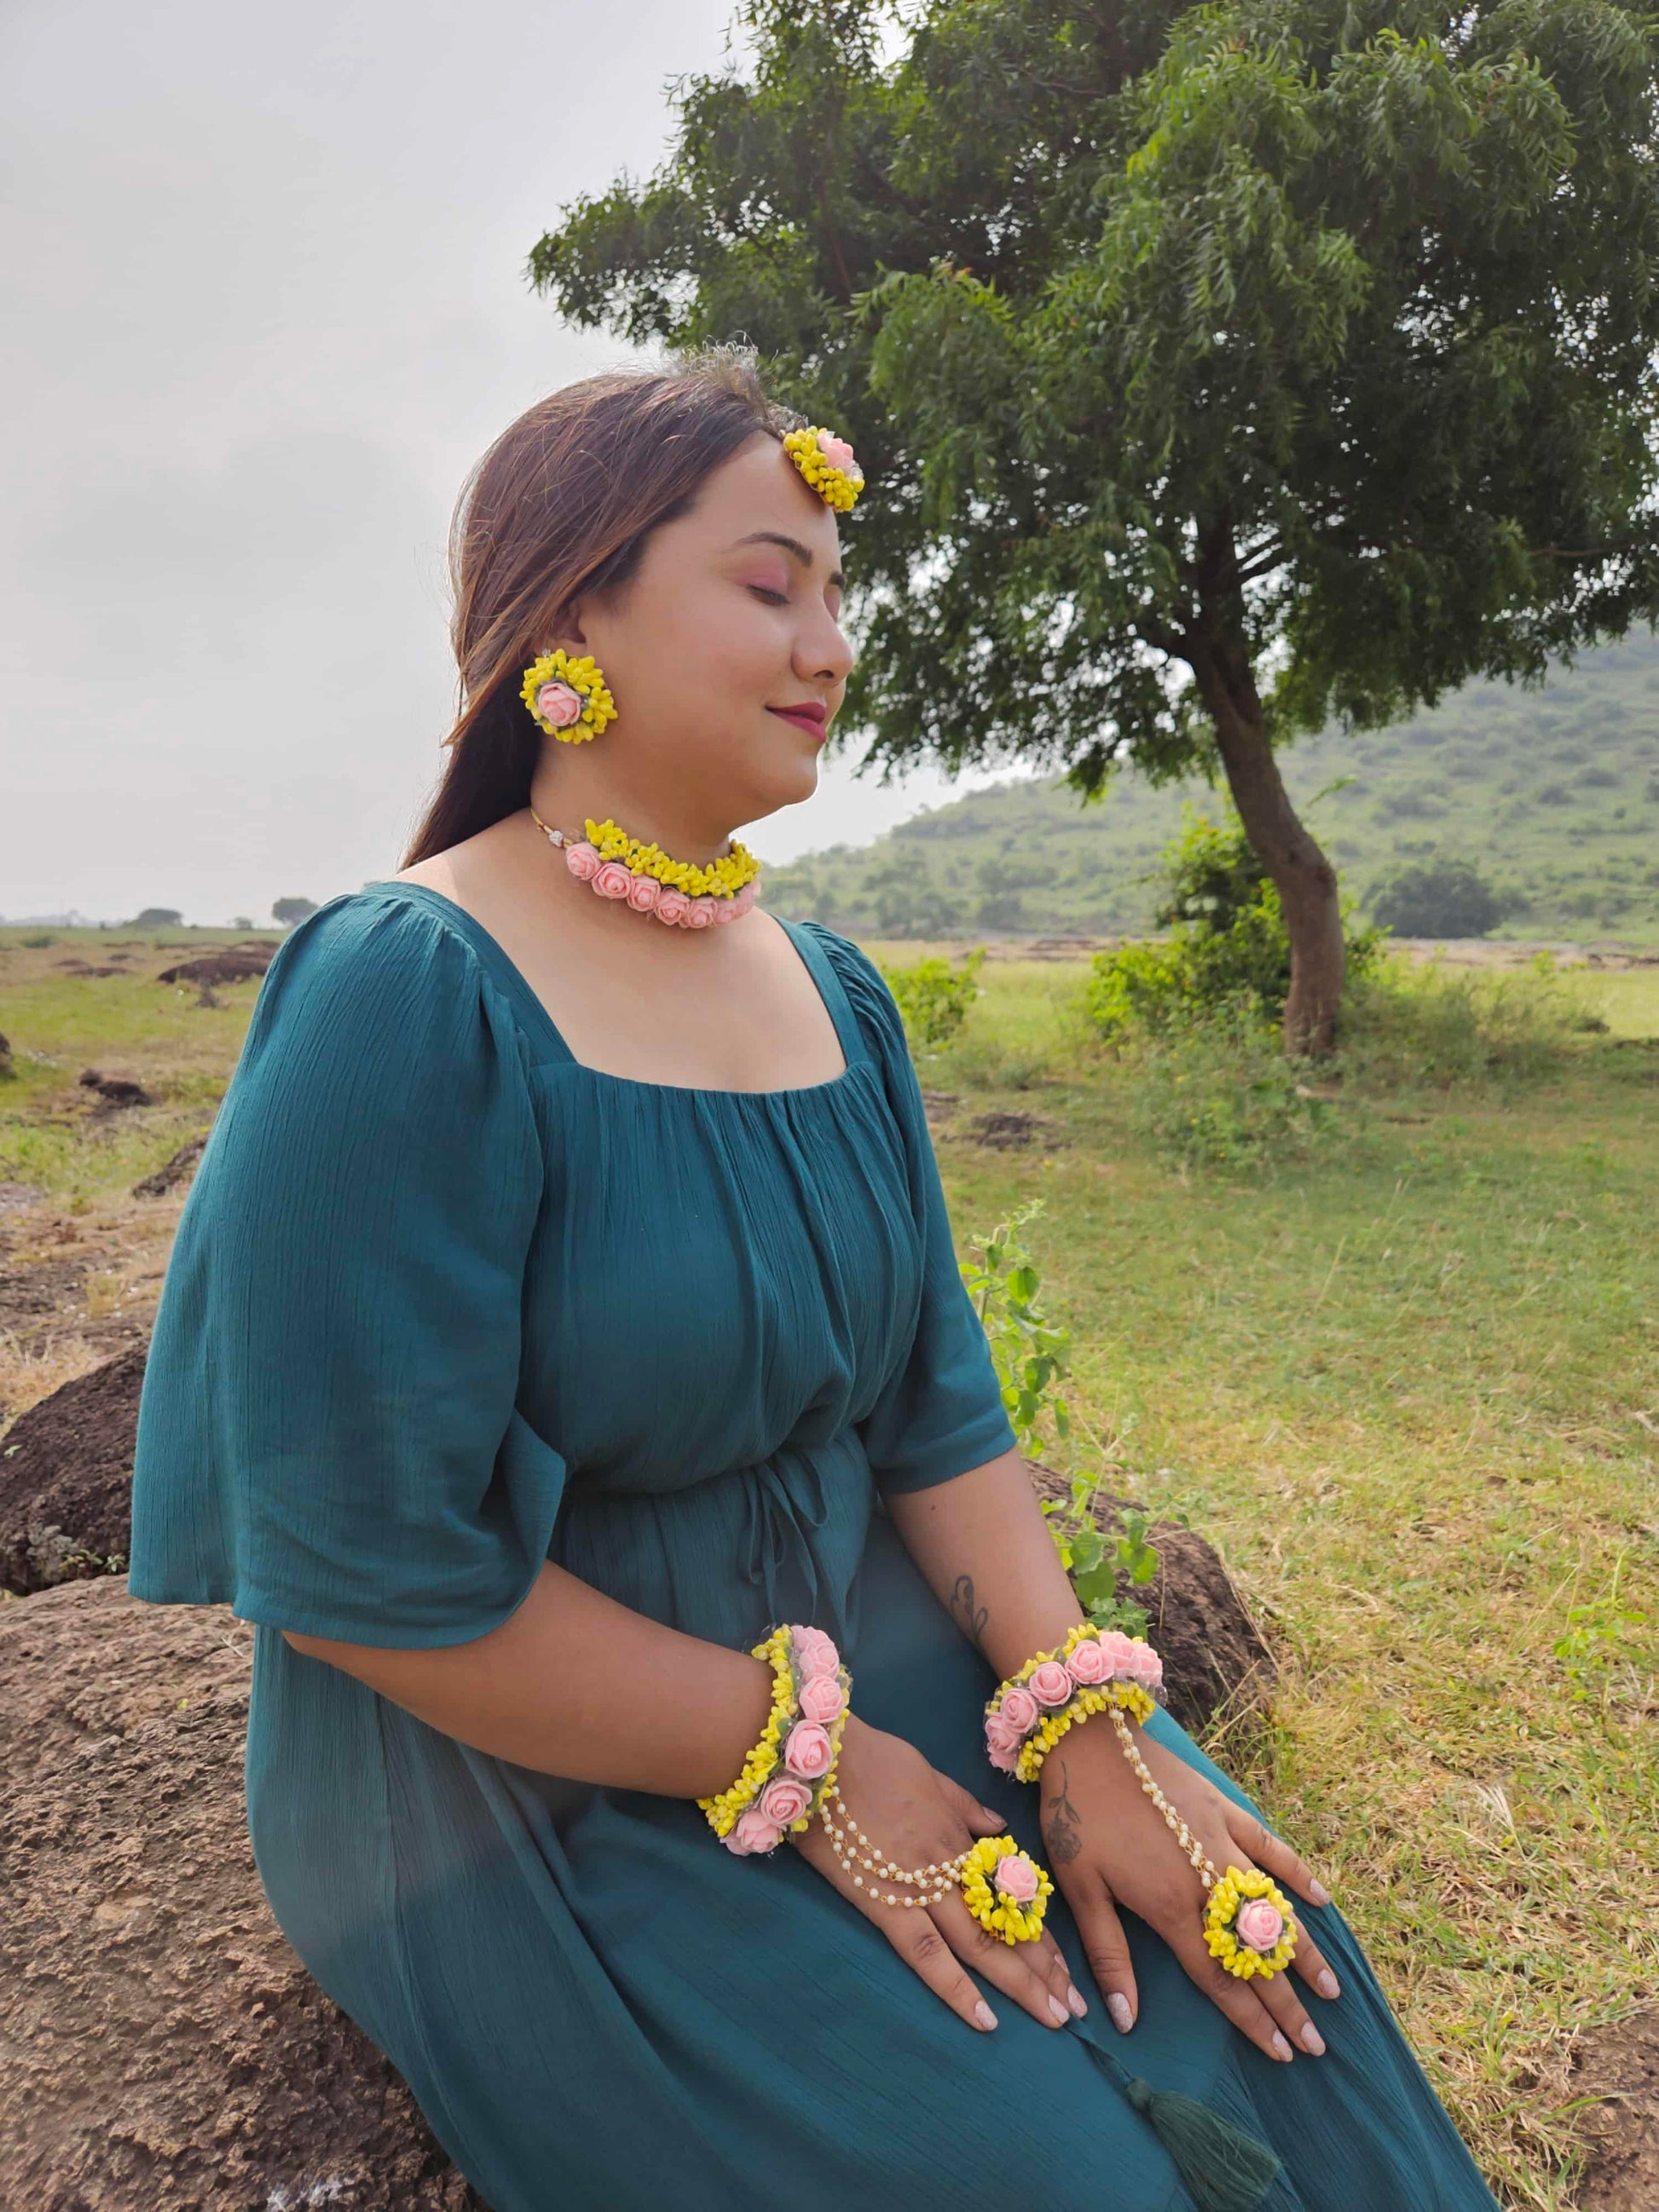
xmin=129 ymin=349 xmax=1500 ymax=2212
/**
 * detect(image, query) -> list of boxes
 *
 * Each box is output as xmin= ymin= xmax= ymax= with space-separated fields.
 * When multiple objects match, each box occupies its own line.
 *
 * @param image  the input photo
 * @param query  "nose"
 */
xmin=797 ymin=602 xmax=854 ymax=689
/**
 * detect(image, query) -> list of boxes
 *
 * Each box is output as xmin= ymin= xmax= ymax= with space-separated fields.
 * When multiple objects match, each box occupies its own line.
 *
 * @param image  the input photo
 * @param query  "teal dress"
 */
xmin=129 ymin=883 xmax=1499 ymax=2212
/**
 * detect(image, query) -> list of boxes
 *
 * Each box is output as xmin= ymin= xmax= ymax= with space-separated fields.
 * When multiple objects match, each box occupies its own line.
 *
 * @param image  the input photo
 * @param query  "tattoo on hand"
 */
xmin=947 ymin=1574 xmax=988 ymax=1646
xmin=1045 ymin=1759 xmax=1084 ymax=1865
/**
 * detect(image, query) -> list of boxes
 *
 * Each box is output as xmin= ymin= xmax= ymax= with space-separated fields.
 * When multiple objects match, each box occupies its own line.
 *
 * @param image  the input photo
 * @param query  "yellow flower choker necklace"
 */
xmin=530 ymin=806 xmax=761 ymax=931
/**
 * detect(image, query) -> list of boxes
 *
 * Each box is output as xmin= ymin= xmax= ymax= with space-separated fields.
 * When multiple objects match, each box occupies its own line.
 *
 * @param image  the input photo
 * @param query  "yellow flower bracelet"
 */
xmin=697 ymin=1622 xmax=850 ymax=1857
xmin=983 ymin=1621 xmax=1161 ymax=1785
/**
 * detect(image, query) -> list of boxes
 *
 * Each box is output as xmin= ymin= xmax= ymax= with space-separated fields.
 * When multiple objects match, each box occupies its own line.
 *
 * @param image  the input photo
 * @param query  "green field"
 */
xmin=2 ymin=926 xmax=1655 ymax=2207
xmin=760 ymin=633 xmax=1659 ymax=946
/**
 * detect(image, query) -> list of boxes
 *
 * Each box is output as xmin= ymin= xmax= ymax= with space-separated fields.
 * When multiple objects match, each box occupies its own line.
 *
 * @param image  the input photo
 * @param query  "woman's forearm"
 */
xmin=884 ymin=1447 xmax=1087 ymax=1681
xmin=280 ymin=1559 xmax=776 ymax=1799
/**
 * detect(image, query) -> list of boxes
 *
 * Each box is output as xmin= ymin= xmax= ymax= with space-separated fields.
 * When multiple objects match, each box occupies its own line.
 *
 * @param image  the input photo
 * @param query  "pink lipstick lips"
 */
xmin=768 ymin=702 xmax=828 ymax=741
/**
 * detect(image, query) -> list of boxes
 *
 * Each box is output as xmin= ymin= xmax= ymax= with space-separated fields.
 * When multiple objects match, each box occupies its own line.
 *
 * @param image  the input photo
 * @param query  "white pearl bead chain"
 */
xmin=1108 ymin=1704 xmax=1218 ymax=1891
xmin=817 ymin=1780 xmax=974 ymax=1909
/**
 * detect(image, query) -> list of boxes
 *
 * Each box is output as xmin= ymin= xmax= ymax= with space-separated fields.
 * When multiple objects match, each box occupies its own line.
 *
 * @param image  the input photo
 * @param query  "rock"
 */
xmin=133 ymin=1133 xmax=209 ymax=1198
xmin=1 ymin=1345 xmax=146 ymax=1593
xmin=155 ymin=950 xmax=275 ymax=985
xmin=77 ymin=1067 xmax=155 ymax=1106
xmin=1571 ymin=2010 xmax=1659 ymax=2210
xmin=0 ymin=1577 xmax=483 ymax=2211
xmin=1026 ymin=1460 xmax=1277 ymax=1736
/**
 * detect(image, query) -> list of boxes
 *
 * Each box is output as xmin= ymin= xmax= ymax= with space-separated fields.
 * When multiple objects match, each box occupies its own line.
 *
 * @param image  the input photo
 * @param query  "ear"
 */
xmin=546 ymin=594 xmax=591 ymax=655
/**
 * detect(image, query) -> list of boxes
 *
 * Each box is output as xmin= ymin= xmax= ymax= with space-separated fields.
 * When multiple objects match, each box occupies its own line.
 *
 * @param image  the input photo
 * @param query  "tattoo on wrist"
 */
xmin=946 ymin=1574 xmax=989 ymax=1647
xmin=1044 ymin=1759 xmax=1084 ymax=1865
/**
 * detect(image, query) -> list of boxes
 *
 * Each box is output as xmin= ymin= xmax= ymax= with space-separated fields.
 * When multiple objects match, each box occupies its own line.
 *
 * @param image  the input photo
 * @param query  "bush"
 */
xmin=1340 ymin=950 xmax=1603 ymax=1090
xmin=1085 ymin=807 xmax=1381 ymax=1041
xmin=1123 ymin=993 xmax=1341 ymax=1171
xmin=877 ymin=945 xmax=987 ymax=1052
xmin=1368 ymin=854 xmax=1512 ymax=939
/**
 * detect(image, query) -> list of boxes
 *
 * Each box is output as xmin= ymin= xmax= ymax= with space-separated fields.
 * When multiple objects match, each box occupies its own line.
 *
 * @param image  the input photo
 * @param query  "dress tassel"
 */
xmin=1077 ymin=2031 xmax=1281 ymax=2212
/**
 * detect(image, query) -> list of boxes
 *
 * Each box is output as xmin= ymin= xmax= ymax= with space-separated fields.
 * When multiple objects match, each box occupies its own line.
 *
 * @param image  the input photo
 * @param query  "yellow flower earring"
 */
xmin=519 ymin=648 xmax=617 ymax=742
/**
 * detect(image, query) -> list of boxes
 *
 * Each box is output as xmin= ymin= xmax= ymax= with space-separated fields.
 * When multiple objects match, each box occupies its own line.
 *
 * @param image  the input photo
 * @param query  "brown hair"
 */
xmin=402 ymin=345 xmax=801 ymax=865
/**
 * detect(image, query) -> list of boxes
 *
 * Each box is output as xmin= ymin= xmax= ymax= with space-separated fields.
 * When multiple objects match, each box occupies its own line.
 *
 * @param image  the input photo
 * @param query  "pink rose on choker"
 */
xmin=1235 ymin=1899 xmax=1286 ymax=1952
xmin=726 ymin=1806 xmax=783 ymax=1855
xmin=782 ymin=1721 xmax=834 ymax=1780
xmin=994 ymin=1853 xmax=1039 ymax=1903
xmin=1065 ymin=1637 xmax=1111 ymax=1686
xmin=625 ymin=871 xmax=662 ymax=912
xmin=758 ymin=1776 xmax=812 ymax=1828
xmin=654 ymin=888 xmax=691 ymax=926
xmin=1028 ymin=1660 xmax=1075 ymax=1708
xmin=684 ymin=897 xmax=719 ymax=929
xmin=564 ymin=841 xmax=602 ymax=881
xmin=593 ymin=861 xmax=633 ymax=900
xmin=535 ymin=681 xmax=584 ymax=727
xmin=798 ymin=1673 xmax=846 ymax=1725
xmin=997 ymin=1684 xmax=1038 ymax=1735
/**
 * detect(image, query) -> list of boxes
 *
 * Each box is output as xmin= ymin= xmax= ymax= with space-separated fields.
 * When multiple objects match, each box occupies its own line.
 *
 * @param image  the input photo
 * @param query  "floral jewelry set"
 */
xmin=703 ymin=1615 xmax=1297 ymax=1982
xmin=518 ymin=425 xmax=863 ymax=930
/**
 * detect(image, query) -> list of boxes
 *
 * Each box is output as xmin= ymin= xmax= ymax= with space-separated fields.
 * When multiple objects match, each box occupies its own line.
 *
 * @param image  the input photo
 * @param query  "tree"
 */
xmin=529 ymin=0 xmax=1659 ymax=1050
xmin=130 ymin=908 xmax=182 ymax=928
xmin=1370 ymin=854 xmax=1509 ymax=938
xmin=271 ymin=898 xmax=319 ymax=927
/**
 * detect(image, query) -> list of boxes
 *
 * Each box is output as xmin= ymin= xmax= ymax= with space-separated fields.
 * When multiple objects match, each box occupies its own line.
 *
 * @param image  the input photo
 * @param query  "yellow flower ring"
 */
xmin=519 ymin=648 xmax=618 ymax=742
xmin=1203 ymin=1867 xmax=1300 ymax=1982
xmin=960 ymin=1834 xmax=1055 ymax=1945
xmin=783 ymin=425 xmax=865 ymax=512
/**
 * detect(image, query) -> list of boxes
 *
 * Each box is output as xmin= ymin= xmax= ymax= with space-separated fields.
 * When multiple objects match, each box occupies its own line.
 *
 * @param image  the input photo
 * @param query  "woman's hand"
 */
xmin=789 ymin=1713 xmax=1090 ymax=2036
xmin=1039 ymin=1719 xmax=1342 ymax=2065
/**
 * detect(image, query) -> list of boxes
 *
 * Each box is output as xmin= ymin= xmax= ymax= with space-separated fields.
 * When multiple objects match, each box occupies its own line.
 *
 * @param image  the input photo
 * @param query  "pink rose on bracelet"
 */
xmin=1065 ymin=1637 xmax=1112 ymax=1686
xmin=726 ymin=1806 xmax=783 ymax=1855
xmin=985 ymin=1712 xmax=1023 ymax=1756
xmin=798 ymin=1673 xmax=846 ymax=1725
xmin=758 ymin=1776 xmax=812 ymax=1828
xmin=1097 ymin=1631 xmax=1140 ymax=1676
xmin=794 ymin=1633 xmax=841 ymax=1681
xmin=1028 ymin=1660 xmax=1075 ymax=1708
xmin=993 ymin=1852 xmax=1040 ymax=1903
xmin=783 ymin=1721 xmax=834 ymax=1780
xmin=1235 ymin=1898 xmax=1286 ymax=1952
xmin=986 ymin=1738 xmax=1020 ymax=1775
xmin=997 ymin=1684 xmax=1038 ymax=1735
xmin=1122 ymin=1642 xmax=1164 ymax=1691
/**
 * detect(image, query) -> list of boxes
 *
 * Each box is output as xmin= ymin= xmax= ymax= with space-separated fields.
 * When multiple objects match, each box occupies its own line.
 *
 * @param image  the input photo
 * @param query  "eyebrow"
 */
xmin=729 ymin=530 xmax=846 ymax=590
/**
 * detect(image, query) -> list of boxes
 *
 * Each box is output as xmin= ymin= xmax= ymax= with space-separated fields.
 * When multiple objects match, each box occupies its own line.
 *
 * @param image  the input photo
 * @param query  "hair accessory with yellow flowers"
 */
xmin=519 ymin=647 xmax=617 ymax=743
xmin=783 ymin=424 xmax=864 ymax=511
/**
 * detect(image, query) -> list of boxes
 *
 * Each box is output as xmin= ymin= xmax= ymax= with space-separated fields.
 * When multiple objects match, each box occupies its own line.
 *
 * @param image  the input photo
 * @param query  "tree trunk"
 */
xmin=1187 ymin=631 xmax=1345 ymax=1056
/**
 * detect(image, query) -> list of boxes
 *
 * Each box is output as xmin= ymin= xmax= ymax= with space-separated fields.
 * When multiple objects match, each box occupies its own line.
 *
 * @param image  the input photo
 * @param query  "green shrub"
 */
xmin=1123 ymin=993 xmax=1341 ymax=1172
xmin=1368 ymin=853 xmax=1514 ymax=938
xmin=1340 ymin=950 xmax=1604 ymax=1091
xmin=877 ymin=945 xmax=986 ymax=1052
xmin=1085 ymin=807 xmax=1382 ymax=1042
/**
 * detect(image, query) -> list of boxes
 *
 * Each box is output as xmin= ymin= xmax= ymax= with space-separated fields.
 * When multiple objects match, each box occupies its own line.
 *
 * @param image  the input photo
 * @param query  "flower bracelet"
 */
xmin=698 ymin=1622 xmax=851 ymax=1856
xmin=984 ymin=1623 xmax=1298 ymax=1982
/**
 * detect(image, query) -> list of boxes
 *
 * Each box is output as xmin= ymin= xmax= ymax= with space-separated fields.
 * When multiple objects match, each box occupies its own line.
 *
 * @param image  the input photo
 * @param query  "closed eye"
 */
xmin=748 ymin=586 xmax=789 ymax=604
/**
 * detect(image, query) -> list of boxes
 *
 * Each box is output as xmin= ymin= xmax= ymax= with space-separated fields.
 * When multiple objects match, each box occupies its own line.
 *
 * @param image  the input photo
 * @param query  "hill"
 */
xmin=756 ymin=634 xmax=1659 ymax=944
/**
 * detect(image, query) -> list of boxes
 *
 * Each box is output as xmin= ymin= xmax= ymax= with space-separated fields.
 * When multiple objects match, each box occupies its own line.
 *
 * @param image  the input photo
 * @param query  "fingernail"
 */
xmin=1271 ymin=2030 xmax=1293 ymax=2062
xmin=1107 ymin=1992 xmax=1134 ymax=2036
xmin=1048 ymin=1994 xmax=1070 ymax=2024
xmin=1066 ymin=1984 xmax=1088 ymax=2018
xmin=1309 ymin=1880 xmax=1332 ymax=1906
xmin=1299 ymin=2022 xmax=1327 ymax=2055
xmin=974 ymin=2001 xmax=997 ymax=2031
xmin=1316 ymin=1969 xmax=1340 ymax=2000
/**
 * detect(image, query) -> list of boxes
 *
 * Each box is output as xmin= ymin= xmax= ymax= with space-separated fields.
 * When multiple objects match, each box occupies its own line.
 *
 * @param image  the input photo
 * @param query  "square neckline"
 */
xmin=359 ymin=878 xmax=870 ymax=1100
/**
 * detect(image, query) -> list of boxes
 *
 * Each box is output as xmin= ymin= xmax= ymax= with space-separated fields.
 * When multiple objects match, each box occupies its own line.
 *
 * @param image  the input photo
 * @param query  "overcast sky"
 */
xmin=1 ymin=0 xmax=1020 ymax=925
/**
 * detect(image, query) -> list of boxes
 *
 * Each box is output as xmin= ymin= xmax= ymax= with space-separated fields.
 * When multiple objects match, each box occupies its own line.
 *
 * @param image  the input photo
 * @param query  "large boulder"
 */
xmin=0 ymin=1343 xmax=146 ymax=1593
xmin=0 ymin=1576 xmax=482 ymax=2211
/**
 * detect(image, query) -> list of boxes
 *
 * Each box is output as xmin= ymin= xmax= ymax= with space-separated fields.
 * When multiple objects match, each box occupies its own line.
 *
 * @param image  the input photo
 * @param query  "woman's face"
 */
xmin=551 ymin=430 xmax=855 ymax=831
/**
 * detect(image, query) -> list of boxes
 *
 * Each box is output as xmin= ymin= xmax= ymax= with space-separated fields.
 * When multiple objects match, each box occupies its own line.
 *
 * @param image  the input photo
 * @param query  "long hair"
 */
xmin=402 ymin=346 xmax=799 ymax=866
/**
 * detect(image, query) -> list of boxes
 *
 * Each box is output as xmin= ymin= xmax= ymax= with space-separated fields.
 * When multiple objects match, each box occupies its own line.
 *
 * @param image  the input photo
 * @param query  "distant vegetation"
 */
xmin=759 ymin=636 xmax=1659 ymax=946
xmin=271 ymin=898 xmax=319 ymax=927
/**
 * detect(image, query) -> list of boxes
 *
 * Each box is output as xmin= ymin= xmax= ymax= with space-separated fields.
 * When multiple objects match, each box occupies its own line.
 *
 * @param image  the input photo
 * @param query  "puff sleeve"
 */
xmin=809 ymin=925 xmax=1019 ymax=1496
xmin=127 ymin=891 xmax=566 ymax=1648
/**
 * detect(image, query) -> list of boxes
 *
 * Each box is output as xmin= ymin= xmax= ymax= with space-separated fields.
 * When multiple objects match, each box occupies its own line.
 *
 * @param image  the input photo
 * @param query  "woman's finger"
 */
xmin=1064 ymin=1872 xmax=1140 ymax=2035
xmin=881 ymin=1907 xmax=1003 ymax=2034
xmin=1223 ymin=1805 xmax=1333 ymax=1915
xmin=925 ymin=1886 xmax=1084 ymax=2030
xmin=1171 ymin=1927 xmax=1298 ymax=2065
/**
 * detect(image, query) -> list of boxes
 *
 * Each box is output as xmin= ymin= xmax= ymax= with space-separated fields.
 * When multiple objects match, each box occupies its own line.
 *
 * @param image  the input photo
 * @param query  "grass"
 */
xmin=3 ymin=926 xmax=1655 ymax=2206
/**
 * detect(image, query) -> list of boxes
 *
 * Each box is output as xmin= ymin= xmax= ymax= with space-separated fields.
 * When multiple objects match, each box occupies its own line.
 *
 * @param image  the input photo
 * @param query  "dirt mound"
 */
xmin=155 ymin=950 xmax=275 ymax=985
xmin=133 ymin=1132 xmax=209 ymax=1198
xmin=0 ymin=1577 xmax=483 ymax=2210
xmin=1571 ymin=2010 xmax=1659 ymax=2209
xmin=1026 ymin=1461 xmax=1277 ymax=1738
xmin=78 ymin=1066 xmax=155 ymax=1106
xmin=1 ymin=1343 xmax=146 ymax=1592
